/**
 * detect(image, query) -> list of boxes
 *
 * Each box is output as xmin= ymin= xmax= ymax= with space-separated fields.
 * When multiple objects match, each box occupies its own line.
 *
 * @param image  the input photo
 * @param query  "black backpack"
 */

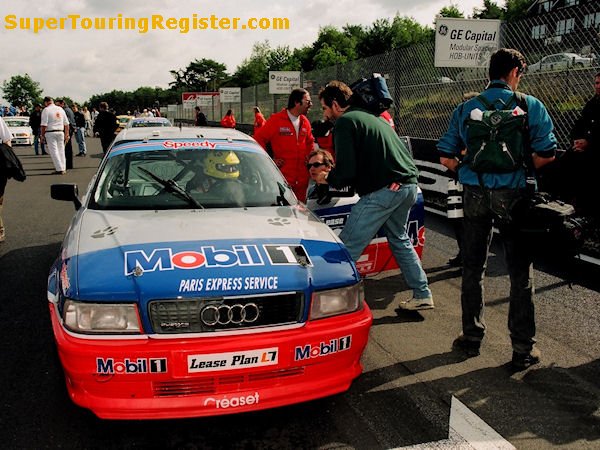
xmin=0 ymin=143 xmax=26 ymax=182
xmin=464 ymin=92 xmax=529 ymax=174
xmin=349 ymin=74 xmax=394 ymax=115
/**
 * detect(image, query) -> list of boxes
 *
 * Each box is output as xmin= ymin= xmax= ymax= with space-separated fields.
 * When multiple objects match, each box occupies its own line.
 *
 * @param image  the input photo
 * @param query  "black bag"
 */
xmin=513 ymin=192 xmax=585 ymax=261
xmin=349 ymin=74 xmax=394 ymax=115
xmin=0 ymin=143 xmax=26 ymax=182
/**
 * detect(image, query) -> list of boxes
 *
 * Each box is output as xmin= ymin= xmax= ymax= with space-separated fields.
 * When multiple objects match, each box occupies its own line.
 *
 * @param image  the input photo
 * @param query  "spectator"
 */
xmin=29 ymin=104 xmax=46 ymax=156
xmin=40 ymin=96 xmax=69 ymax=174
xmin=55 ymin=99 xmax=76 ymax=170
xmin=253 ymin=106 xmax=266 ymax=134
xmin=93 ymin=102 xmax=118 ymax=154
xmin=82 ymin=106 xmax=92 ymax=136
xmin=568 ymin=71 xmax=600 ymax=220
xmin=0 ymin=116 xmax=14 ymax=242
xmin=438 ymin=48 xmax=557 ymax=370
xmin=195 ymin=106 xmax=207 ymax=126
xmin=72 ymin=104 xmax=87 ymax=157
xmin=314 ymin=80 xmax=433 ymax=311
xmin=254 ymin=88 xmax=315 ymax=202
xmin=220 ymin=109 xmax=236 ymax=128
xmin=306 ymin=148 xmax=334 ymax=204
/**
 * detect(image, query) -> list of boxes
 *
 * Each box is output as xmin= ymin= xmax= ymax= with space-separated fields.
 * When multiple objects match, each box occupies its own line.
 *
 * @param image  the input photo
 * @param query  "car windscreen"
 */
xmin=131 ymin=120 xmax=170 ymax=127
xmin=90 ymin=148 xmax=296 ymax=210
xmin=5 ymin=119 xmax=29 ymax=127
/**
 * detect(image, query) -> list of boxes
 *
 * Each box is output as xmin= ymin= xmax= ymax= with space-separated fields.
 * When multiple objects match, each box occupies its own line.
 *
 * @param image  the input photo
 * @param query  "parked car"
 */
xmin=48 ymin=127 xmax=374 ymax=419
xmin=528 ymin=53 xmax=596 ymax=73
xmin=3 ymin=116 xmax=33 ymax=146
xmin=115 ymin=115 xmax=134 ymax=133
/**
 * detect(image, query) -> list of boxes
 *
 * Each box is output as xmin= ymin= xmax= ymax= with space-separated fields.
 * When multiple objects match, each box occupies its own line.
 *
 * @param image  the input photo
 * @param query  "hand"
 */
xmin=573 ymin=139 xmax=588 ymax=152
xmin=314 ymin=170 xmax=329 ymax=185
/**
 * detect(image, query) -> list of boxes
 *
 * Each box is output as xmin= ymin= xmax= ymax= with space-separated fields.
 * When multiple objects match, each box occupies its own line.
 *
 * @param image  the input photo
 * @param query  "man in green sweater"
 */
xmin=314 ymin=81 xmax=433 ymax=310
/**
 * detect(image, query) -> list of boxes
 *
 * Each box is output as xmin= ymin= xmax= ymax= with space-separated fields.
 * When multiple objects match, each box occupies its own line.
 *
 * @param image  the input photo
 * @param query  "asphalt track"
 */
xmin=1 ymin=138 xmax=599 ymax=449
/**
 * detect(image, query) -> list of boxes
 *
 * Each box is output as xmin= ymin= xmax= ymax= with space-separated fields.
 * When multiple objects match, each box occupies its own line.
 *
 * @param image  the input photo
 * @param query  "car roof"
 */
xmin=110 ymin=126 xmax=261 ymax=154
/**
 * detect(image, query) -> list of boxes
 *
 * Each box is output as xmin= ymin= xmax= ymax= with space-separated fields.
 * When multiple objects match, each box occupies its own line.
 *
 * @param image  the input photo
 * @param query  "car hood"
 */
xmin=58 ymin=207 xmax=358 ymax=301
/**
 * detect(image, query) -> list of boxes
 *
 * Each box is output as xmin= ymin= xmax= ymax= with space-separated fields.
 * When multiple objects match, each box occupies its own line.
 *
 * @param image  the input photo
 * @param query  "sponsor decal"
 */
xmin=96 ymin=357 xmax=168 ymax=375
xmin=60 ymin=262 xmax=70 ymax=292
xmin=294 ymin=336 xmax=352 ymax=361
xmin=188 ymin=348 xmax=278 ymax=373
xmin=125 ymin=244 xmax=311 ymax=276
xmin=124 ymin=244 xmax=264 ymax=275
xmin=162 ymin=140 xmax=217 ymax=149
xmin=203 ymin=392 xmax=259 ymax=409
xmin=178 ymin=276 xmax=278 ymax=292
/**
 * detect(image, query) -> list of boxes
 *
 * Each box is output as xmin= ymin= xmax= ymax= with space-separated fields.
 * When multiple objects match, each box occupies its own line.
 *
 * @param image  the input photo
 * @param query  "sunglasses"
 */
xmin=306 ymin=162 xmax=327 ymax=169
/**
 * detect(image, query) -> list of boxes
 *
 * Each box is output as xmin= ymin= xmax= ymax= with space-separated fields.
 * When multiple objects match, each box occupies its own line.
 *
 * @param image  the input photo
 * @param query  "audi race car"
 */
xmin=48 ymin=128 xmax=373 ymax=419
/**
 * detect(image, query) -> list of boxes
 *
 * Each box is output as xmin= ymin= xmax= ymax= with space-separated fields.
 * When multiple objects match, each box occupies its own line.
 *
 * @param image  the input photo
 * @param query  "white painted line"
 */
xmin=391 ymin=396 xmax=514 ymax=450
xmin=449 ymin=396 xmax=515 ymax=450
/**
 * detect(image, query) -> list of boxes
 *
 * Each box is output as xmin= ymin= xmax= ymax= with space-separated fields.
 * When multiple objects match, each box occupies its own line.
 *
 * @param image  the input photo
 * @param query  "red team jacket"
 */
xmin=254 ymin=109 xmax=315 ymax=202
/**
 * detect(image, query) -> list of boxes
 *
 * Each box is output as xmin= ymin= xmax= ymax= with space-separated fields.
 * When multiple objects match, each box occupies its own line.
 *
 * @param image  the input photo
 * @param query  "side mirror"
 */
xmin=51 ymin=183 xmax=82 ymax=210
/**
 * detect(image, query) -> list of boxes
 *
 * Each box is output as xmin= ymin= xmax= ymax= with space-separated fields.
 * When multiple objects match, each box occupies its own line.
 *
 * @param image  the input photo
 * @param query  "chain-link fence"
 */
xmin=168 ymin=2 xmax=600 ymax=147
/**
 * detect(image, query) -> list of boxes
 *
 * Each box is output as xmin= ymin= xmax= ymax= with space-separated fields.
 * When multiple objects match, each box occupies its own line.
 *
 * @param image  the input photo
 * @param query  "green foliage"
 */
xmin=438 ymin=5 xmax=465 ymax=18
xmin=473 ymin=0 xmax=504 ymax=19
xmin=357 ymin=15 xmax=433 ymax=57
xmin=231 ymin=40 xmax=299 ymax=87
xmin=504 ymin=0 xmax=535 ymax=23
xmin=88 ymin=86 xmax=179 ymax=114
xmin=1 ymin=74 xmax=43 ymax=108
xmin=169 ymin=58 xmax=228 ymax=92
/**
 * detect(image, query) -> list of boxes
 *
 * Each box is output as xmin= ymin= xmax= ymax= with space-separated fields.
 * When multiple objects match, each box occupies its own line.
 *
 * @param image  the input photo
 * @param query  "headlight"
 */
xmin=310 ymin=283 xmax=363 ymax=320
xmin=63 ymin=300 xmax=142 ymax=334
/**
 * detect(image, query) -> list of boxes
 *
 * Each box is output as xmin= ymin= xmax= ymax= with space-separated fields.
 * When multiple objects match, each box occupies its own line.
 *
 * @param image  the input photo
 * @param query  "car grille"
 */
xmin=148 ymin=293 xmax=304 ymax=333
xmin=152 ymin=367 xmax=305 ymax=397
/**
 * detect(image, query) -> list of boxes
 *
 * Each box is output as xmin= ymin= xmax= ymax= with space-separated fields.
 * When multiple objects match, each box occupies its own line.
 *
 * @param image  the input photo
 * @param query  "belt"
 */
xmin=45 ymin=129 xmax=64 ymax=133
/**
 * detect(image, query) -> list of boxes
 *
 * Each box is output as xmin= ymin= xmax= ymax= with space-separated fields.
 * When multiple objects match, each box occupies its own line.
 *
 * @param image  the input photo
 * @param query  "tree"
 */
xmin=438 ymin=4 xmax=465 ymax=18
xmin=504 ymin=0 xmax=535 ymax=23
xmin=473 ymin=0 xmax=504 ymax=19
xmin=169 ymin=58 xmax=228 ymax=92
xmin=1 ymin=74 xmax=43 ymax=108
xmin=357 ymin=16 xmax=432 ymax=58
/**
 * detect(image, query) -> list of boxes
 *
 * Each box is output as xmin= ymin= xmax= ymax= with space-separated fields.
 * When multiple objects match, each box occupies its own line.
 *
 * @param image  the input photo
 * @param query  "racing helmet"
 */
xmin=203 ymin=150 xmax=240 ymax=179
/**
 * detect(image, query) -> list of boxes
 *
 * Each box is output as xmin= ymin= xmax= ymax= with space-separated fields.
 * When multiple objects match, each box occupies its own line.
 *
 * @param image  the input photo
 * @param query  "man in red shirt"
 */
xmin=254 ymin=88 xmax=315 ymax=202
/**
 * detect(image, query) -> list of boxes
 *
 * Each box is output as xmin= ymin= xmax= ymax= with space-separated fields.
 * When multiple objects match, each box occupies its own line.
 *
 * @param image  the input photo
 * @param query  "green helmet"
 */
xmin=203 ymin=151 xmax=240 ymax=179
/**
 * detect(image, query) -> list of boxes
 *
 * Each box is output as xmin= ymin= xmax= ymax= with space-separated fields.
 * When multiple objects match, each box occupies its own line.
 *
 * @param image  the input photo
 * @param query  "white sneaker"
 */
xmin=0 ymin=226 xmax=5 ymax=242
xmin=398 ymin=296 xmax=434 ymax=311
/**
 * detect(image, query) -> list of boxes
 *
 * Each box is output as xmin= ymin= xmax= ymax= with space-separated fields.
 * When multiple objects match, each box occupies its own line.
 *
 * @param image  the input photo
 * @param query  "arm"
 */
xmin=527 ymin=97 xmax=557 ymax=167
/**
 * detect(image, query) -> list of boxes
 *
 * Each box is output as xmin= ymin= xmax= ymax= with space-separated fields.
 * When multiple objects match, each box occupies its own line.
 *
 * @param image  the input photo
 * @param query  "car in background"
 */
xmin=48 ymin=127 xmax=373 ymax=419
xmin=528 ymin=53 xmax=596 ymax=73
xmin=115 ymin=115 xmax=134 ymax=133
xmin=126 ymin=117 xmax=172 ymax=128
xmin=3 ymin=116 xmax=33 ymax=146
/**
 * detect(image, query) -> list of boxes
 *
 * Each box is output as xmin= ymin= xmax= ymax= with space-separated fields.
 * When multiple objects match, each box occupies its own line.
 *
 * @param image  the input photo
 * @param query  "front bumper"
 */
xmin=49 ymin=302 xmax=372 ymax=419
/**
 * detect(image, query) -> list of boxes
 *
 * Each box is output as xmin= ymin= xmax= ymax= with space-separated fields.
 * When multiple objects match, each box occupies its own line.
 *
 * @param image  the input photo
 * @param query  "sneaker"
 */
xmin=452 ymin=334 xmax=481 ymax=357
xmin=0 ymin=226 xmax=5 ymax=242
xmin=398 ymin=296 xmax=434 ymax=311
xmin=512 ymin=348 xmax=541 ymax=370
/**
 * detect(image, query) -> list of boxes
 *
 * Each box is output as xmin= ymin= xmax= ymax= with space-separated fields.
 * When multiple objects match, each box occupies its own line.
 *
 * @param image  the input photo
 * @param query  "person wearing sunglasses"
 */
xmin=306 ymin=149 xmax=334 ymax=205
xmin=254 ymin=88 xmax=315 ymax=202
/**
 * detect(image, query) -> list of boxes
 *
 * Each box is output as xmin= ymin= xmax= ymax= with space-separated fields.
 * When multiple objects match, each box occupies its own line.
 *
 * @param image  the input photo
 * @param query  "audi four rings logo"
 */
xmin=201 ymin=303 xmax=260 ymax=326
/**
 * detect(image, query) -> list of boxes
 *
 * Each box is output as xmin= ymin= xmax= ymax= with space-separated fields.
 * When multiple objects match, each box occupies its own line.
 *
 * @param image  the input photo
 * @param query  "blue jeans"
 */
xmin=461 ymin=185 xmax=535 ymax=353
xmin=75 ymin=128 xmax=87 ymax=154
xmin=33 ymin=133 xmax=45 ymax=155
xmin=340 ymin=184 xmax=431 ymax=299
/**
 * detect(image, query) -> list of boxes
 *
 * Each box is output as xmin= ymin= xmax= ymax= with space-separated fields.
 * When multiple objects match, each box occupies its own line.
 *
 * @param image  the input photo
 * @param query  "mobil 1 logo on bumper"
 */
xmin=188 ymin=347 xmax=278 ymax=373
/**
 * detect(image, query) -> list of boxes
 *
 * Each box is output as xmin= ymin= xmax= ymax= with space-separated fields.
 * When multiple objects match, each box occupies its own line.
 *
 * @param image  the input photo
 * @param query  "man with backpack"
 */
xmin=438 ymin=48 xmax=557 ymax=370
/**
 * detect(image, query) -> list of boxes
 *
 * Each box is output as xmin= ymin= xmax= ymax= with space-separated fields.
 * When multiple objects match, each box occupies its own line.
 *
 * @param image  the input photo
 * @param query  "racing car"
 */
xmin=48 ymin=127 xmax=424 ymax=419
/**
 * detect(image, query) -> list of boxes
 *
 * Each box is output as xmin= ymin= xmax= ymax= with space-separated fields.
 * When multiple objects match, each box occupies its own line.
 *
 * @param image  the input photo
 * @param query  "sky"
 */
xmin=0 ymin=0 xmax=487 ymax=104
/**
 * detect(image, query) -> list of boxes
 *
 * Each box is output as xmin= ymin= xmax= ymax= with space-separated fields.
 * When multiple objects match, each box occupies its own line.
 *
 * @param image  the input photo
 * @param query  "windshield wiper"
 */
xmin=138 ymin=167 xmax=204 ymax=209
xmin=276 ymin=181 xmax=291 ymax=206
